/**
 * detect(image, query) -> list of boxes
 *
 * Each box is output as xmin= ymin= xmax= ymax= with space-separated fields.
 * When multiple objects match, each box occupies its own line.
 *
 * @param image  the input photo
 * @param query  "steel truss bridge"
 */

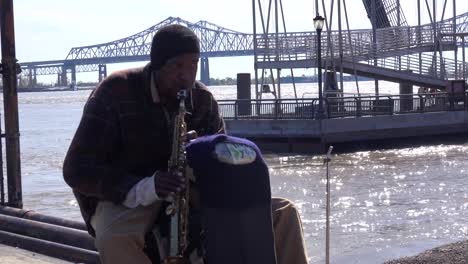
xmin=19 ymin=1 xmax=468 ymax=90
xmin=20 ymin=16 xmax=254 ymax=87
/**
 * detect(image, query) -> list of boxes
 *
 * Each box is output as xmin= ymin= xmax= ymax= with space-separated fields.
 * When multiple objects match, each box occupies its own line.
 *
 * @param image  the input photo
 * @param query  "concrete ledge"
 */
xmin=0 ymin=243 xmax=71 ymax=264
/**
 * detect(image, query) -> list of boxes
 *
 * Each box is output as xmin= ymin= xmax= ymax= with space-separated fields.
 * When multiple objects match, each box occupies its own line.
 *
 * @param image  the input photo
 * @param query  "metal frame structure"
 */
xmin=253 ymin=0 xmax=468 ymax=98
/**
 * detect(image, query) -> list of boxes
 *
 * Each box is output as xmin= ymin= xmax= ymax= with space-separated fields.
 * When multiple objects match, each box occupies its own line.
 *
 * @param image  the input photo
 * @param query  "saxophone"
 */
xmin=164 ymin=88 xmax=190 ymax=264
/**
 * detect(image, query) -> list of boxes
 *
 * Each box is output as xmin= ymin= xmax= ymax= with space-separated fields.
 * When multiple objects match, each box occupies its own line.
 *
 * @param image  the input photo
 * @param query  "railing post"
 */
xmin=419 ymin=94 xmax=425 ymax=113
xmin=450 ymin=82 xmax=455 ymax=111
xmin=274 ymin=99 xmax=279 ymax=119
xmin=463 ymin=89 xmax=468 ymax=110
xmin=234 ymin=100 xmax=238 ymax=120
xmin=0 ymin=113 xmax=4 ymax=205
xmin=462 ymin=81 xmax=467 ymax=110
xmin=388 ymin=96 xmax=394 ymax=115
xmin=355 ymin=97 xmax=361 ymax=117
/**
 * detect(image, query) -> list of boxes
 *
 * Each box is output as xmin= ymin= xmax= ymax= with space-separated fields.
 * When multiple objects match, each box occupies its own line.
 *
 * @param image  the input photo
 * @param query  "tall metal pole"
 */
xmin=372 ymin=0 xmax=379 ymax=97
xmin=0 ymin=0 xmax=22 ymax=208
xmin=397 ymin=0 xmax=401 ymax=71
xmin=315 ymin=0 xmax=319 ymax=16
xmin=337 ymin=0 xmax=344 ymax=93
xmin=315 ymin=0 xmax=319 ymax=110
xmin=324 ymin=146 xmax=333 ymax=264
xmin=453 ymin=0 xmax=458 ymax=78
xmin=434 ymin=0 xmax=438 ymax=76
xmin=252 ymin=0 xmax=259 ymax=102
xmin=397 ymin=0 xmax=401 ymax=26
xmin=418 ymin=0 xmax=422 ymax=75
xmin=463 ymin=36 xmax=466 ymax=80
xmin=317 ymin=27 xmax=324 ymax=118
xmin=275 ymin=0 xmax=281 ymax=99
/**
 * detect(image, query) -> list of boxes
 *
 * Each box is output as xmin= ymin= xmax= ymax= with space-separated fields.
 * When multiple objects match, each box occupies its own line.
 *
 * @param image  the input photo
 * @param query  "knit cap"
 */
xmin=150 ymin=24 xmax=200 ymax=70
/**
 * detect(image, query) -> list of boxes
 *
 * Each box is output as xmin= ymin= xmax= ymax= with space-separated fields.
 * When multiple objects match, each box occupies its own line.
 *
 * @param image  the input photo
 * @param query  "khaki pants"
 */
xmin=93 ymin=197 xmax=308 ymax=264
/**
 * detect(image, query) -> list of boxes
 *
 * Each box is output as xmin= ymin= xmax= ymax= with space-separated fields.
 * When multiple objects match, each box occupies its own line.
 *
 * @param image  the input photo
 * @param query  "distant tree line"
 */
xmin=208 ymin=74 xmax=372 ymax=85
xmin=12 ymin=74 xmax=372 ymax=89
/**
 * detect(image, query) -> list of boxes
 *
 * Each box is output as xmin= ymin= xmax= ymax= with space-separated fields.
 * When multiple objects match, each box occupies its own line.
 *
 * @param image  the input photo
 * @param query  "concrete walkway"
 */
xmin=0 ymin=244 xmax=71 ymax=264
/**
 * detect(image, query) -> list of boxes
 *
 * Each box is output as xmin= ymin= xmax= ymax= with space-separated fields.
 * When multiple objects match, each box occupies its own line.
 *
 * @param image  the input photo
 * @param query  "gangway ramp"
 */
xmin=257 ymin=57 xmax=447 ymax=89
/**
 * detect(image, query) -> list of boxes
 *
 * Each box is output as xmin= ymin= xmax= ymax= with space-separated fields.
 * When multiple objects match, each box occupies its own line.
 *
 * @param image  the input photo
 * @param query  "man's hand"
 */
xmin=185 ymin=130 xmax=198 ymax=142
xmin=154 ymin=171 xmax=185 ymax=201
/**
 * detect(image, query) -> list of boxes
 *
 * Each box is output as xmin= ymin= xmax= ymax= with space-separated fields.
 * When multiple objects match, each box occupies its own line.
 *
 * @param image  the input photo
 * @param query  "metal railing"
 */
xmin=219 ymin=92 xmax=468 ymax=120
xmin=256 ymin=23 xmax=456 ymax=61
xmin=256 ymin=20 xmax=468 ymax=81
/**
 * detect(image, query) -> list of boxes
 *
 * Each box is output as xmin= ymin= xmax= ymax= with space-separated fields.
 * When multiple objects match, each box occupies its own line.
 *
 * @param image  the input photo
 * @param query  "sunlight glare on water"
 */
xmin=1 ymin=82 xmax=467 ymax=264
xmin=267 ymin=143 xmax=468 ymax=263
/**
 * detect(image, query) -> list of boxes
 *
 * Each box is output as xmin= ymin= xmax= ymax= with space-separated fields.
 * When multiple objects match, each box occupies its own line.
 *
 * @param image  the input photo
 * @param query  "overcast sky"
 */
xmin=11 ymin=0 xmax=467 ymax=82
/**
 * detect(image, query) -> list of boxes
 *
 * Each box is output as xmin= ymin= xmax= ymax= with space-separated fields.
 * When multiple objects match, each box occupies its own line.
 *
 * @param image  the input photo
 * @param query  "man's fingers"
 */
xmin=154 ymin=172 xmax=186 ymax=199
xmin=157 ymin=178 xmax=185 ymax=190
xmin=155 ymin=180 xmax=185 ymax=198
xmin=157 ymin=174 xmax=185 ymax=186
xmin=157 ymin=182 xmax=182 ymax=192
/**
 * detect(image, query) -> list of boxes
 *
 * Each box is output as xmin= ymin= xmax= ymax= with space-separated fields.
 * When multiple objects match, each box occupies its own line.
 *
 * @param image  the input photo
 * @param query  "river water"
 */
xmin=3 ymin=81 xmax=467 ymax=263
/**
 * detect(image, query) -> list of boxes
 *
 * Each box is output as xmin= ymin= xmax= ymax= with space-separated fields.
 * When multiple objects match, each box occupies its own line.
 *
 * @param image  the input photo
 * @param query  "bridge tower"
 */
xmin=60 ymin=64 xmax=76 ymax=87
xmin=70 ymin=65 xmax=76 ymax=86
xmin=98 ymin=64 xmax=107 ymax=82
xmin=27 ymin=66 xmax=37 ymax=88
xmin=200 ymin=57 xmax=210 ymax=85
xmin=60 ymin=66 xmax=67 ymax=87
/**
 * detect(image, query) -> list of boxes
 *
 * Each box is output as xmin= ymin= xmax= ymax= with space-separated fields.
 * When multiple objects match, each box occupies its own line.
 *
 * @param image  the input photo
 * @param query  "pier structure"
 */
xmin=251 ymin=0 xmax=467 ymax=98
xmin=211 ymin=0 xmax=468 ymax=152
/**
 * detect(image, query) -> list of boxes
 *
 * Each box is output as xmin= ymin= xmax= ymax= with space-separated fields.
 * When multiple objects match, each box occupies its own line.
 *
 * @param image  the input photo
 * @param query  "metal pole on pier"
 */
xmin=463 ymin=36 xmax=466 ymax=80
xmin=275 ymin=0 xmax=281 ymax=100
xmin=252 ymin=0 xmax=259 ymax=104
xmin=418 ymin=0 xmax=422 ymax=76
xmin=324 ymin=146 xmax=333 ymax=264
xmin=453 ymin=0 xmax=458 ymax=78
xmin=0 ymin=0 xmax=22 ymax=208
xmin=371 ymin=0 xmax=379 ymax=97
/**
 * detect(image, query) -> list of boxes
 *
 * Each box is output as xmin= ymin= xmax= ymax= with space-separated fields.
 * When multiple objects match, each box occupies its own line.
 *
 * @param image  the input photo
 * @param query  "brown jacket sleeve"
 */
xmin=190 ymin=81 xmax=225 ymax=136
xmin=63 ymin=80 xmax=140 ymax=204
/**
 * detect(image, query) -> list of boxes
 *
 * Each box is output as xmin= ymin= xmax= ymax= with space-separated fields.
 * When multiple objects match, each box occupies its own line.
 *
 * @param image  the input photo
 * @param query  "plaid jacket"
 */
xmin=63 ymin=64 xmax=224 ymax=236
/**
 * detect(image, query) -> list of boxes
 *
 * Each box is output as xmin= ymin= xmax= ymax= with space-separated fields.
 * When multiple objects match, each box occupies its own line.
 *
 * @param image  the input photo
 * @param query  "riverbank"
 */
xmin=384 ymin=240 xmax=468 ymax=264
xmin=15 ymin=86 xmax=94 ymax=93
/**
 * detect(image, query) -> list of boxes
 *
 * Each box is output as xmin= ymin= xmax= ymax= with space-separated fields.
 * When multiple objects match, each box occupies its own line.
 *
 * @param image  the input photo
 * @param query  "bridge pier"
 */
xmin=59 ymin=64 xmax=77 ymax=88
xmin=200 ymin=57 xmax=210 ymax=85
xmin=27 ymin=67 xmax=37 ymax=88
xmin=70 ymin=66 xmax=76 ymax=87
xmin=60 ymin=66 xmax=67 ymax=87
xmin=98 ymin=64 xmax=107 ymax=82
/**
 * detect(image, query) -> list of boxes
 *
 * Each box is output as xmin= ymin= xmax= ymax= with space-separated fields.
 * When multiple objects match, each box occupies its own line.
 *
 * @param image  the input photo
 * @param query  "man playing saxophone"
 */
xmin=63 ymin=24 xmax=308 ymax=264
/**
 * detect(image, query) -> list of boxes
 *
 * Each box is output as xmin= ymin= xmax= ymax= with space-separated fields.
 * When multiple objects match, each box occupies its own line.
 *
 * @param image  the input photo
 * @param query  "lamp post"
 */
xmin=314 ymin=15 xmax=325 ymax=119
